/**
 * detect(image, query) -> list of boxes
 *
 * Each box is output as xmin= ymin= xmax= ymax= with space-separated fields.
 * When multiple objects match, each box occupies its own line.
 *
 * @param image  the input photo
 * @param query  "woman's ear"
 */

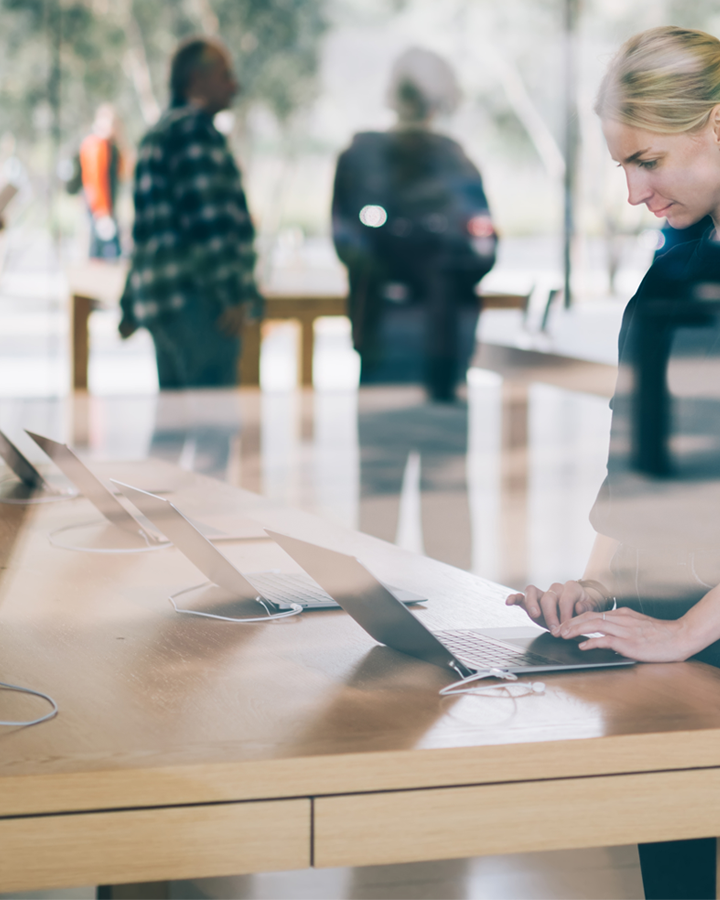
xmin=712 ymin=104 xmax=720 ymax=148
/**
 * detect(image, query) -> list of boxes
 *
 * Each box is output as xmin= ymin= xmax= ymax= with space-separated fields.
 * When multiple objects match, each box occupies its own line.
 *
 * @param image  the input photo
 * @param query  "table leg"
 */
xmin=240 ymin=319 xmax=261 ymax=386
xmin=96 ymin=882 xmax=169 ymax=899
xmin=299 ymin=316 xmax=315 ymax=387
xmin=72 ymin=294 xmax=93 ymax=392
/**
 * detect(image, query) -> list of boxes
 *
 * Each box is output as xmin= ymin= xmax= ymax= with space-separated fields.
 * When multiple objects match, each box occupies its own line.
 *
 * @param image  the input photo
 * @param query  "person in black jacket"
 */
xmin=507 ymin=26 xmax=720 ymax=900
xmin=332 ymin=47 xmax=497 ymax=402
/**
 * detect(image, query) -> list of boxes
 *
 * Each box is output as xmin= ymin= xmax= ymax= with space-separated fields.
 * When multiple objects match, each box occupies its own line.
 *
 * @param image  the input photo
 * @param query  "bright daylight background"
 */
xmin=0 ymin=0 xmax=718 ymax=399
xmin=0 ymin=0 xmax=717 ymax=609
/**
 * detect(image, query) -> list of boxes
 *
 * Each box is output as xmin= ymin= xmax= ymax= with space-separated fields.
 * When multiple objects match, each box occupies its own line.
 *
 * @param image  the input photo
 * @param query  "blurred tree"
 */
xmin=0 ymin=0 xmax=328 ymax=157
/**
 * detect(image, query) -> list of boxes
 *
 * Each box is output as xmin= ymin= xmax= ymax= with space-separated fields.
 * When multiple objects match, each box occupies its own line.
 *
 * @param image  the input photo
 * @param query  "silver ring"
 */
xmin=602 ymin=612 xmax=606 ymax=620
xmin=546 ymin=589 xmax=557 ymax=596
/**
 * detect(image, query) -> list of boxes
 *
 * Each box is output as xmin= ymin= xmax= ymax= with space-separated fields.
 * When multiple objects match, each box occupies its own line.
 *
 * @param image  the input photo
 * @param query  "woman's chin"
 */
xmin=665 ymin=217 xmax=688 ymax=230
xmin=665 ymin=211 xmax=704 ymax=230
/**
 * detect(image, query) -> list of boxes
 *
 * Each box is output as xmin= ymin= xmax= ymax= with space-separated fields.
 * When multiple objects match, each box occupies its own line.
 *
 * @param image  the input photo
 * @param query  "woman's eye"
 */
xmin=638 ymin=159 xmax=658 ymax=170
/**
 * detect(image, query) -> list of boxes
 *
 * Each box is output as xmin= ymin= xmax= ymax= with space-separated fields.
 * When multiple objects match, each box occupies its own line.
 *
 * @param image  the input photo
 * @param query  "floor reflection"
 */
xmin=166 ymin=844 xmax=641 ymax=900
xmin=357 ymin=388 xmax=472 ymax=570
xmin=0 ymin=366 xmax=611 ymax=591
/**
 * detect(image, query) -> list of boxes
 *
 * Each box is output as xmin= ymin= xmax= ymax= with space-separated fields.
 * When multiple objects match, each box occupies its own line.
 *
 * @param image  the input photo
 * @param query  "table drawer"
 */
xmin=314 ymin=769 xmax=720 ymax=868
xmin=0 ymin=798 xmax=310 ymax=893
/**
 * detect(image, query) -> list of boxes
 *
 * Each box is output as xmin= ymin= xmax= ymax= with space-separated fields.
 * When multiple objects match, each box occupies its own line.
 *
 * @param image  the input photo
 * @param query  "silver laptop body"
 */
xmin=266 ymin=530 xmax=636 ymax=678
xmin=26 ymin=431 xmax=164 ymax=543
xmin=112 ymin=481 xmax=425 ymax=611
xmin=26 ymin=432 xmax=297 ymax=546
xmin=0 ymin=430 xmax=53 ymax=491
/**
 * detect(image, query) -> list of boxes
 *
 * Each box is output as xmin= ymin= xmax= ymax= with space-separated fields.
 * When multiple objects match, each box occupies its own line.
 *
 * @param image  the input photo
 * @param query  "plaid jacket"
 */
xmin=122 ymin=105 xmax=262 ymax=326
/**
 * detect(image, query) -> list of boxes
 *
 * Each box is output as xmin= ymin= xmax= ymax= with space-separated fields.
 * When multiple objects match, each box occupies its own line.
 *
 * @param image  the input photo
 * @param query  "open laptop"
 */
xmin=266 ymin=530 xmax=636 ymax=678
xmin=0 ymin=429 xmax=54 ymax=492
xmin=26 ymin=431 xmax=264 ymax=545
xmin=26 ymin=431 xmax=165 ymax=544
xmin=113 ymin=480 xmax=425 ymax=611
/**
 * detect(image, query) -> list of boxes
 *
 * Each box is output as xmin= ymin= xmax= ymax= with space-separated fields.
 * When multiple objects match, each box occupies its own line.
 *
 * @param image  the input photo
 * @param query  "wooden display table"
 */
xmin=2 ymin=459 xmax=720 ymax=895
xmin=66 ymin=262 xmax=529 ymax=389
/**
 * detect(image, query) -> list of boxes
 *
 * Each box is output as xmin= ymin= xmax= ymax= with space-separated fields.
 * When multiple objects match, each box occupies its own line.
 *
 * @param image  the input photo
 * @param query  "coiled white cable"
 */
xmin=0 ymin=680 xmax=58 ymax=726
xmin=440 ymin=668 xmax=545 ymax=698
xmin=169 ymin=581 xmax=303 ymax=623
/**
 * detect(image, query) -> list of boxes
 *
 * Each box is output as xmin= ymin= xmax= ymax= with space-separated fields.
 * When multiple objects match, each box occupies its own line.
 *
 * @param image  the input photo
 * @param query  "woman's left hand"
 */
xmin=553 ymin=606 xmax=691 ymax=663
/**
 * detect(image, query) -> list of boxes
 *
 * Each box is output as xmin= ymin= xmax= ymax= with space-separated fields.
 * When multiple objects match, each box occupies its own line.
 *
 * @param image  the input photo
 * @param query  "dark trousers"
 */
xmin=608 ymin=554 xmax=720 ymax=898
xmin=88 ymin=214 xmax=121 ymax=260
xmin=639 ymin=838 xmax=716 ymax=899
xmin=350 ymin=251 xmax=482 ymax=401
xmin=147 ymin=297 xmax=240 ymax=389
xmin=359 ymin=300 xmax=479 ymax=400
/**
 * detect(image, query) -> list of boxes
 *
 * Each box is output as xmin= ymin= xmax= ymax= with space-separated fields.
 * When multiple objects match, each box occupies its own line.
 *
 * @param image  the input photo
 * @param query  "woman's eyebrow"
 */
xmin=623 ymin=147 xmax=653 ymax=163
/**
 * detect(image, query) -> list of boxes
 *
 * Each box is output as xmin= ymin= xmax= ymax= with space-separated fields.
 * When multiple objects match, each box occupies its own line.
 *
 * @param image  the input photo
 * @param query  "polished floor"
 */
xmin=3 ymin=846 xmax=644 ymax=899
xmin=0 ymin=371 xmax=611 ymax=590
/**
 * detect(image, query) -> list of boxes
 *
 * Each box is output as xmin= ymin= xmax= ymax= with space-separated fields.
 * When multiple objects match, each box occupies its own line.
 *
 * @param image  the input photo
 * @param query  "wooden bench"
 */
xmin=66 ymin=261 xmax=530 ymax=390
xmin=238 ymin=294 xmax=347 ymax=387
xmin=238 ymin=291 xmax=530 ymax=387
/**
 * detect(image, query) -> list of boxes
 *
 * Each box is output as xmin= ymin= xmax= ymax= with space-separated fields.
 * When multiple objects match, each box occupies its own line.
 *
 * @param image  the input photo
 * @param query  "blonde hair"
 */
xmin=595 ymin=26 xmax=720 ymax=133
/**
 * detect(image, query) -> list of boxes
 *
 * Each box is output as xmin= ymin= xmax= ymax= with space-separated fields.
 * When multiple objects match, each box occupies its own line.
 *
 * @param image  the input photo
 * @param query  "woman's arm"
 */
xmin=505 ymin=533 xmax=620 ymax=630
xmin=557 ymin=581 xmax=720 ymax=662
xmin=582 ymin=533 xmax=620 ymax=583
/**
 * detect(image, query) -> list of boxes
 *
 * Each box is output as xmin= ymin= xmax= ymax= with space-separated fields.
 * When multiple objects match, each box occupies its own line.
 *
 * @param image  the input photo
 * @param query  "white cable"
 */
xmin=452 ymin=682 xmax=545 ymax=698
xmin=440 ymin=668 xmax=517 ymax=694
xmin=169 ymin=581 xmax=303 ymax=623
xmin=0 ymin=680 xmax=58 ymax=726
xmin=48 ymin=520 xmax=168 ymax=554
xmin=440 ymin=668 xmax=545 ymax=698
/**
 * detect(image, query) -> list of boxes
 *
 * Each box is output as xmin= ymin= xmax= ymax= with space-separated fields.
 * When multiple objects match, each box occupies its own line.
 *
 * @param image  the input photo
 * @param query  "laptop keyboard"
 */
xmin=435 ymin=629 xmax=551 ymax=670
xmin=244 ymin=571 xmax=423 ymax=610
xmin=244 ymin=571 xmax=336 ymax=609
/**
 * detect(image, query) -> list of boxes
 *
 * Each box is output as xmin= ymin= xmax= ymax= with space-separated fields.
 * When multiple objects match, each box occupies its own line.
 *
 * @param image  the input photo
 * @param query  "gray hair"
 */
xmin=387 ymin=47 xmax=461 ymax=122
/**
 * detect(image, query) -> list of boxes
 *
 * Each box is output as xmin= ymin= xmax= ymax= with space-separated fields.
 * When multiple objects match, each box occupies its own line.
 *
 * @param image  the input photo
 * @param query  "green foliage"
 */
xmin=214 ymin=0 xmax=329 ymax=120
xmin=0 ymin=0 xmax=328 ymax=154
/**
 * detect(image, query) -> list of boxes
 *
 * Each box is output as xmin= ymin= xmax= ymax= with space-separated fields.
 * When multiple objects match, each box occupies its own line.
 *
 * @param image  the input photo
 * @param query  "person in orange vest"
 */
xmin=79 ymin=104 xmax=124 ymax=259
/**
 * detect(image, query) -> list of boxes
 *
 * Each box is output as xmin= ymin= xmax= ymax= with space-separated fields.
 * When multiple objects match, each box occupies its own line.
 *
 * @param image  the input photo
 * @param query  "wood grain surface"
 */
xmin=0 ymin=798 xmax=310 ymax=891
xmin=315 ymin=769 xmax=720 ymax=867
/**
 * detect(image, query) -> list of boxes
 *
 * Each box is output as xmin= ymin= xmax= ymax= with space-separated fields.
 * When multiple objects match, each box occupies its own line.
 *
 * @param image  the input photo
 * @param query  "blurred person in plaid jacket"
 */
xmin=120 ymin=37 xmax=262 ymax=388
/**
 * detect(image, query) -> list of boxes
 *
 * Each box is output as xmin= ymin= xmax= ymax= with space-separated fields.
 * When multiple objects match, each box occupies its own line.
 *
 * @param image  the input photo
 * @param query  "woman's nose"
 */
xmin=625 ymin=170 xmax=653 ymax=207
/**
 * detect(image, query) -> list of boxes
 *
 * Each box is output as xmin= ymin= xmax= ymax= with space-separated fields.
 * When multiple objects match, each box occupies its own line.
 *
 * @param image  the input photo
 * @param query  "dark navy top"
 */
xmin=590 ymin=226 xmax=720 ymax=605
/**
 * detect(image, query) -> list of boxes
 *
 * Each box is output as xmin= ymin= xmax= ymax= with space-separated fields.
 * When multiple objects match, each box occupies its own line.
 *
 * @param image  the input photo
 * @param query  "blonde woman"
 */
xmin=508 ymin=26 xmax=720 ymax=899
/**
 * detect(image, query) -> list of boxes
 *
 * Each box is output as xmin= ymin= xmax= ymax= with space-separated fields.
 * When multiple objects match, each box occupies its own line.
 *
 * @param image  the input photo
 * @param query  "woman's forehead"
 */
xmin=602 ymin=118 xmax=678 ymax=160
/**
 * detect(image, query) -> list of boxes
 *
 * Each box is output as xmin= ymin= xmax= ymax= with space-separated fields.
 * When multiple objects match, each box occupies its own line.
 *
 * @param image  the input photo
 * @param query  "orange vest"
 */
xmin=79 ymin=134 xmax=114 ymax=217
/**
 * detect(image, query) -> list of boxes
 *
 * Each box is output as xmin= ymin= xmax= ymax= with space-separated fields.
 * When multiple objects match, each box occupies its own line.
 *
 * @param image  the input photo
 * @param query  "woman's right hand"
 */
xmin=505 ymin=580 xmax=606 ymax=631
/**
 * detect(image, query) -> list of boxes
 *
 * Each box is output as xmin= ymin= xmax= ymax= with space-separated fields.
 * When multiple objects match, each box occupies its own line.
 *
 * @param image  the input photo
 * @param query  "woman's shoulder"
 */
xmin=618 ymin=227 xmax=716 ymax=354
xmin=637 ymin=232 xmax=708 ymax=297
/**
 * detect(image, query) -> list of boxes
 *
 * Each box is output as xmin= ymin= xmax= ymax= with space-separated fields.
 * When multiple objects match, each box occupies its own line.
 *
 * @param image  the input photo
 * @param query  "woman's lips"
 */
xmin=650 ymin=204 xmax=673 ymax=217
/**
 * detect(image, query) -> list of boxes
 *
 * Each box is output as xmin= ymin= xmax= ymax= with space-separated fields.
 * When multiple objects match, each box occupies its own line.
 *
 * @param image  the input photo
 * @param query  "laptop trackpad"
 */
xmin=502 ymin=630 xmax=631 ymax=665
